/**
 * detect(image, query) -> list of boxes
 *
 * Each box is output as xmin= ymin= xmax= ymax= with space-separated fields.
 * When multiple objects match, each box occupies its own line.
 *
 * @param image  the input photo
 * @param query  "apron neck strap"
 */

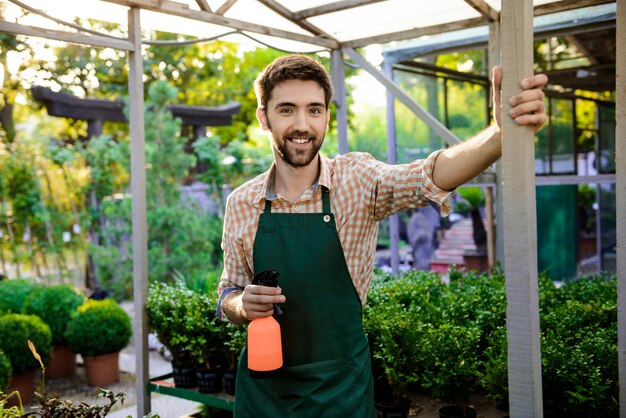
xmin=263 ymin=186 xmax=331 ymax=214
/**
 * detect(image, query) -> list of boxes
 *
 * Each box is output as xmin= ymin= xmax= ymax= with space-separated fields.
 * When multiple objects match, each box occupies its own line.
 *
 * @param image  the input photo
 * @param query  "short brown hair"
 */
xmin=254 ymin=55 xmax=334 ymax=110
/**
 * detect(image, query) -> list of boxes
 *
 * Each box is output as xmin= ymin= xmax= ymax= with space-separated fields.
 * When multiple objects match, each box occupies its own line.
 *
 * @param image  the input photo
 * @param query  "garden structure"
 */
xmin=0 ymin=1 xmax=624 ymax=417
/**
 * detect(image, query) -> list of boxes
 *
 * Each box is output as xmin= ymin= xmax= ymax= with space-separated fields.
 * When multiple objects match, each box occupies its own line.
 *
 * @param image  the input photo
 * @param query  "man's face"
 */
xmin=257 ymin=79 xmax=330 ymax=168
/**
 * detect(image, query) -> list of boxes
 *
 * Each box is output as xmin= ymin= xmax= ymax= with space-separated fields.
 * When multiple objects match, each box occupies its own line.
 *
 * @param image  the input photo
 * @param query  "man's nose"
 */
xmin=293 ymin=109 xmax=308 ymax=130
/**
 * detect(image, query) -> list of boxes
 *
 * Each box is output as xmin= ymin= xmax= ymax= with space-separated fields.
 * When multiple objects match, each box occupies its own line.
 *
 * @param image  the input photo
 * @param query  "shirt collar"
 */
xmin=253 ymin=154 xmax=333 ymax=204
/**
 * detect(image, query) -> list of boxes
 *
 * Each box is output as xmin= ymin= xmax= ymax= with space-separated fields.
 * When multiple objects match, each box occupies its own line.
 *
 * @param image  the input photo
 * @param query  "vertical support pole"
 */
xmin=384 ymin=60 xmax=400 ymax=275
xmin=485 ymin=186 xmax=495 ymax=273
xmin=489 ymin=19 xmax=505 ymax=265
xmin=128 ymin=7 xmax=150 ymax=417
xmin=616 ymin=1 xmax=625 ymax=417
xmin=500 ymin=1 xmax=543 ymax=416
xmin=330 ymin=49 xmax=349 ymax=155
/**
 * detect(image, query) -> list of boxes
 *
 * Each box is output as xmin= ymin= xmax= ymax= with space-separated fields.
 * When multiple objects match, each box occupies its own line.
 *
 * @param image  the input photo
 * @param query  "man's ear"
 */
xmin=257 ymin=108 xmax=269 ymax=131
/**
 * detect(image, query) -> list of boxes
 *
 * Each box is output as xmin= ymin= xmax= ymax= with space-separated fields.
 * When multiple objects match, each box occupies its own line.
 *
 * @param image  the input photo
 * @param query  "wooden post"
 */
xmin=500 ymin=0 xmax=543 ymax=416
xmin=485 ymin=186 xmax=495 ymax=273
xmin=616 ymin=1 xmax=625 ymax=417
xmin=383 ymin=60 xmax=400 ymax=275
xmin=128 ymin=7 xmax=150 ymax=417
xmin=330 ymin=49 xmax=349 ymax=155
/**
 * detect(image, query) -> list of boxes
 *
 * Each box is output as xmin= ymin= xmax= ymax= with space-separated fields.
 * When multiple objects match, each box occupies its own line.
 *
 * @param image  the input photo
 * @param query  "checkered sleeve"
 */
xmin=216 ymin=193 xmax=253 ymax=320
xmin=353 ymin=150 xmax=454 ymax=220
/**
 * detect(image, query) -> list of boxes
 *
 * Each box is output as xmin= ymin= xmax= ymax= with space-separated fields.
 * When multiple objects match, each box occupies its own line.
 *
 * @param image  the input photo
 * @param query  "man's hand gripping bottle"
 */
xmin=248 ymin=270 xmax=283 ymax=373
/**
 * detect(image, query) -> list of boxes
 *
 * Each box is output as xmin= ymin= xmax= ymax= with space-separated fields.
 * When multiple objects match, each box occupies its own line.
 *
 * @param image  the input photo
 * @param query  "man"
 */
xmin=217 ymin=54 xmax=548 ymax=417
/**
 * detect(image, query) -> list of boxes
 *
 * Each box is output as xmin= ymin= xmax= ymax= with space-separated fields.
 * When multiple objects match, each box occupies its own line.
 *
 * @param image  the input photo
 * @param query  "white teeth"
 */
xmin=292 ymin=138 xmax=308 ymax=144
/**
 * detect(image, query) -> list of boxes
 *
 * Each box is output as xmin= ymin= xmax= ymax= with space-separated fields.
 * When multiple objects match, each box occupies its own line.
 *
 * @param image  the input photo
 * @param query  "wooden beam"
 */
xmin=343 ymin=47 xmax=464 ymax=148
xmin=615 ymin=1 xmax=625 ymax=417
xmin=216 ymin=0 xmax=238 ymax=16
xmin=102 ymin=0 xmax=339 ymax=49
xmin=0 ymin=20 xmax=135 ymax=50
xmin=127 ymin=7 xmax=149 ymax=418
xmin=465 ymin=0 xmax=499 ymax=22
xmin=343 ymin=16 xmax=485 ymax=49
xmin=534 ymin=0 xmax=615 ymax=17
xmin=195 ymin=0 xmax=211 ymax=12
xmin=257 ymin=0 xmax=332 ymax=38
xmin=330 ymin=50 xmax=349 ymax=155
xmin=500 ymin=0 xmax=543 ymax=415
xmin=293 ymin=0 xmax=385 ymax=20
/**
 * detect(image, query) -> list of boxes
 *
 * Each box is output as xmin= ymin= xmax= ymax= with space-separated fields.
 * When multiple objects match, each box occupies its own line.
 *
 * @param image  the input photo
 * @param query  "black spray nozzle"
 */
xmin=252 ymin=270 xmax=282 ymax=315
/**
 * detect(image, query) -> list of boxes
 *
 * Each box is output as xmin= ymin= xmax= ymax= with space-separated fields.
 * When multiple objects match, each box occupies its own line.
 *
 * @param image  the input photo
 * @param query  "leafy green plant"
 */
xmin=0 ymin=390 xmax=25 ymax=418
xmin=0 ymin=314 xmax=51 ymax=374
xmin=146 ymin=281 xmax=194 ymax=363
xmin=24 ymin=285 xmax=86 ymax=346
xmin=0 ymin=351 xmax=11 ymax=393
xmin=223 ymin=322 xmax=246 ymax=371
xmin=184 ymin=291 xmax=228 ymax=370
xmin=419 ymin=324 xmax=480 ymax=404
xmin=478 ymin=327 xmax=508 ymax=407
xmin=65 ymin=299 xmax=131 ymax=358
xmin=0 ymin=279 xmax=42 ymax=314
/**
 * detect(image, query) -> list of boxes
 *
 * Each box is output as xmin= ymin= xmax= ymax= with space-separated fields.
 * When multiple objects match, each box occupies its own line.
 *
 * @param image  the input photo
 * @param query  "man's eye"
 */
xmin=279 ymin=108 xmax=292 ymax=114
xmin=310 ymin=108 xmax=322 ymax=114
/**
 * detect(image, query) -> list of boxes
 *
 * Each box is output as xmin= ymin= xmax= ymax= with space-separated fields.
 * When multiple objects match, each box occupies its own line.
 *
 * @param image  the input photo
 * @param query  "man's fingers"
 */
xmin=514 ymin=113 xmax=548 ymax=131
xmin=508 ymin=89 xmax=544 ymax=107
xmin=508 ymin=99 xmax=545 ymax=119
xmin=521 ymin=73 xmax=548 ymax=90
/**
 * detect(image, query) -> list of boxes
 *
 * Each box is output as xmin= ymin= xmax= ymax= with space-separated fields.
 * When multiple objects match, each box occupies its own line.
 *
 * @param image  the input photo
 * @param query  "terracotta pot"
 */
xmin=83 ymin=351 xmax=120 ymax=387
xmin=46 ymin=345 xmax=77 ymax=379
xmin=6 ymin=369 xmax=35 ymax=407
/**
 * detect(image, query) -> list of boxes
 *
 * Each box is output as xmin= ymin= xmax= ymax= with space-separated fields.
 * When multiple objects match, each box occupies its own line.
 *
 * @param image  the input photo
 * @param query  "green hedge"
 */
xmin=65 ymin=299 xmax=132 ymax=357
xmin=0 ymin=279 xmax=42 ymax=314
xmin=363 ymin=268 xmax=617 ymax=416
xmin=0 ymin=350 xmax=11 ymax=392
xmin=24 ymin=284 xmax=86 ymax=346
xmin=0 ymin=314 xmax=52 ymax=374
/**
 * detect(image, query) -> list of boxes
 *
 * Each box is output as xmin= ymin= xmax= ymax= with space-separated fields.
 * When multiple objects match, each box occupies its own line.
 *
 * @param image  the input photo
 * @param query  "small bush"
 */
xmin=65 ymin=299 xmax=132 ymax=357
xmin=0 ymin=314 xmax=52 ymax=374
xmin=24 ymin=285 xmax=86 ymax=346
xmin=0 ymin=350 xmax=12 ymax=392
xmin=0 ymin=279 xmax=42 ymax=314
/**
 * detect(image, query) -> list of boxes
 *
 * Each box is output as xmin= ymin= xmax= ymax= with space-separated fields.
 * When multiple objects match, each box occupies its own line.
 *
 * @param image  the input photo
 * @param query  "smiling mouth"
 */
xmin=288 ymin=137 xmax=311 ymax=144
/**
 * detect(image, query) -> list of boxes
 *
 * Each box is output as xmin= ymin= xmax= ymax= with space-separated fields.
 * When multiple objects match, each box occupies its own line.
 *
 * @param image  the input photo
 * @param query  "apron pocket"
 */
xmin=278 ymin=357 xmax=359 ymax=417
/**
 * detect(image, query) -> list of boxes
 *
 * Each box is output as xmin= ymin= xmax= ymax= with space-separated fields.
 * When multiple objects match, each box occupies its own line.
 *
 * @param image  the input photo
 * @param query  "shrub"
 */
xmin=24 ymin=285 xmax=86 ymax=346
xmin=65 ymin=299 xmax=132 ymax=357
xmin=0 ymin=279 xmax=42 ymax=314
xmin=418 ymin=323 xmax=481 ymax=403
xmin=0 ymin=350 xmax=11 ymax=392
xmin=0 ymin=314 xmax=52 ymax=374
xmin=146 ymin=281 xmax=194 ymax=362
xmin=184 ymin=291 xmax=229 ymax=370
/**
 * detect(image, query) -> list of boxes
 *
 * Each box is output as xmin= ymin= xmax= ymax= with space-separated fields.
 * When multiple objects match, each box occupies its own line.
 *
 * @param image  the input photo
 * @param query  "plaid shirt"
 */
xmin=217 ymin=151 xmax=453 ymax=316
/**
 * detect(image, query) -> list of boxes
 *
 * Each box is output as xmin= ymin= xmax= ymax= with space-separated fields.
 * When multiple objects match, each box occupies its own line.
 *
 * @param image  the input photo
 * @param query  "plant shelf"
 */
xmin=147 ymin=373 xmax=235 ymax=411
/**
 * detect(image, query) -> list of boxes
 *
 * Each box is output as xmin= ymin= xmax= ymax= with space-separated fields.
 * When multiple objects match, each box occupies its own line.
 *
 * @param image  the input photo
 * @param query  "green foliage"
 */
xmin=454 ymin=187 xmax=485 ymax=215
xmin=0 ymin=390 xmax=25 ymax=418
xmin=146 ymin=279 xmax=231 ymax=369
xmin=29 ymin=388 xmax=128 ymax=418
xmin=365 ymin=269 xmax=617 ymax=412
xmin=418 ymin=324 xmax=480 ymax=403
xmin=24 ymin=285 xmax=86 ymax=346
xmin=65 ymin=299 xmax=132 ymax=357
xmin=0 ymin=314 xmax=52 ymax=374
xmin=146 ymin=281 xmax=196 ymax=361
xmin=0 ymin=351 xmax=11 ymax=393
xmin=0 ymin=279 xmax=42 ymax=314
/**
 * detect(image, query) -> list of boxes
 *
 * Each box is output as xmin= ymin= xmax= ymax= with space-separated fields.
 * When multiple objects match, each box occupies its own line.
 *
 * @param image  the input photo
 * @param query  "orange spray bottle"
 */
xmin=248 ymin=270 xmax=283 ymax=373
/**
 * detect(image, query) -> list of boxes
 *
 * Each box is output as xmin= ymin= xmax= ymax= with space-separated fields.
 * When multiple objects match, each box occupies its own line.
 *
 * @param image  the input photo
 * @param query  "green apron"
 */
xmin=234 ymin=187 xmax=375 ymax=418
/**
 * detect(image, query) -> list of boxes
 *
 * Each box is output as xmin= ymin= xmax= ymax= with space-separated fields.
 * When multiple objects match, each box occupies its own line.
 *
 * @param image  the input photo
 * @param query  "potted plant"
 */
xmin=146 ymin=281 xmax=197 ymax=388
xmin=0 ymin=314 xmax=52 ymax=405
xmin=223 ymin=322 xmax=246 ymax=395
xmin=65 ymin=299 xmax=132 ymax=387
xmin=0 ymin=279 xmax=42 ymax=314
xmin=185 ymin=291 xmax=229 ymax=394
xmin=23 ymin=284 xmax=86 ymax=378
xmin=418 ymin=324 xmax=480 ymax=418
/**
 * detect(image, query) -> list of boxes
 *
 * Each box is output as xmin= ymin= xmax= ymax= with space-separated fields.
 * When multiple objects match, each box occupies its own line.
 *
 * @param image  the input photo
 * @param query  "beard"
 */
xmin=269 ymin=127 xmax=324 ymax=168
